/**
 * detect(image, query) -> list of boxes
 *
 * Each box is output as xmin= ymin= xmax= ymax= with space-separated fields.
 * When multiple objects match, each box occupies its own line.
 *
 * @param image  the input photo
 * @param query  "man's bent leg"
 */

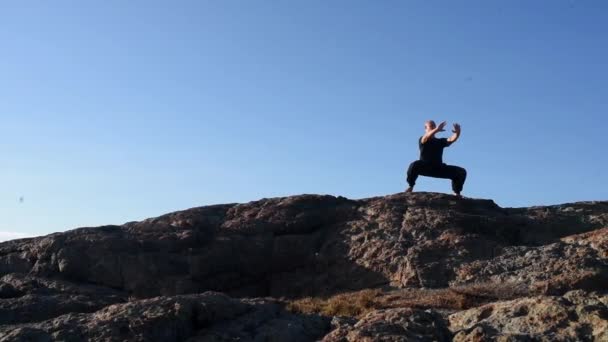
xmin=442 ymin=165 xmax=467 ymax=194
xmin=406 ymin=160 xmax=426 ymax=189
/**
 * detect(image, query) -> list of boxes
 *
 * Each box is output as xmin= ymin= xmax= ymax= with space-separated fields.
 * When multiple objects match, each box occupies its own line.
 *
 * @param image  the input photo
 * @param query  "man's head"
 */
xmin=425 ymin=120 xmax=436 ymax=133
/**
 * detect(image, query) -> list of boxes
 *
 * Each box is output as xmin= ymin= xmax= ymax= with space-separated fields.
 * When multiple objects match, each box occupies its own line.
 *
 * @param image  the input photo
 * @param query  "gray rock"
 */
xmin=322 ymin=308 xmax=451 ymax=341
xmin=449 ymin=291 xmax=608 ymax=341
xmin=0 ymin=192 xmax=606 ymax=341
xmin=0 ymin=292 xmax=329 ymax=342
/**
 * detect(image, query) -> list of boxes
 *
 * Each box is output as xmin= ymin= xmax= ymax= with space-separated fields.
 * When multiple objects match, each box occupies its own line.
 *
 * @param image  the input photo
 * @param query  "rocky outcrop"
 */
xmin=322 ymin=308 xmax=452 ymax=342
xmin=0 ymin=192 xmax=606 ymax=340
xmin=452 ymin=228 xmax=608 ymax=296
xmin=0 ymin=292 xmax=329 ymax=341
xmin=449 ymin=290 xmax=608 ymax=341
xmin=0 ymin=273 xmax=125 ymax=325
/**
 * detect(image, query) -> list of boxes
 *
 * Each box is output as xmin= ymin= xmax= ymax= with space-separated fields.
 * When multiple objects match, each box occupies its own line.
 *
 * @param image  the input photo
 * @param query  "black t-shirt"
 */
xmin=419 ymin=136 xmax=452 ymax=164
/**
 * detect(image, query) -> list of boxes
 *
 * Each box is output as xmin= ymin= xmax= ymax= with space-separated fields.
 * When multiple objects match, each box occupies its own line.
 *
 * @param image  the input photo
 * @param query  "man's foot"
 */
xmin=405 ymin=186 xmax=414 ymax=193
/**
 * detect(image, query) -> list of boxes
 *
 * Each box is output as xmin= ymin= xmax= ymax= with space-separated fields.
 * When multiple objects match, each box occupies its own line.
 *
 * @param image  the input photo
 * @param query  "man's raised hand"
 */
xmin=437 ymin=121 xmax=447 ymax=132
xmin=447 ymin=123 xmax=461 ymax=143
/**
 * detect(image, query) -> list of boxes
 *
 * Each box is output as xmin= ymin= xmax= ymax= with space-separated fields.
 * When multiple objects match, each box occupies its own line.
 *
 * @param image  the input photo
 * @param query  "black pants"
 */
xmin=406 ymin=160 xmax=467 ymax=193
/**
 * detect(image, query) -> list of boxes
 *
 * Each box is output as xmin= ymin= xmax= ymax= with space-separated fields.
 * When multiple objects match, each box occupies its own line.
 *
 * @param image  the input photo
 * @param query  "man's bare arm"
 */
xmin=447 ymin=123 xmax=461 ymax=143
xmin=421 ymin=121 xmax=446 ymax=144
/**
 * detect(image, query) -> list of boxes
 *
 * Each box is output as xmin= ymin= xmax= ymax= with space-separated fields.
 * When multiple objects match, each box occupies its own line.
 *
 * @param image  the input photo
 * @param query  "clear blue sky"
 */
xmin=1 ymin=1 xmax=607 ymax=239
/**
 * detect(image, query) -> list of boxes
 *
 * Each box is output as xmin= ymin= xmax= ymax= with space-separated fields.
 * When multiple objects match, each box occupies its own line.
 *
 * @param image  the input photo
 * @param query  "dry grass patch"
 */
xmin=287 ymin=289 xmax=382 ymax=317
xmin=379 ymin=288 xmax=473 ymax=310
xmin=386 ymin=281 xmax=529 ymax=310
xmin=450 ymin=281 xmax=531 ymax=301
xmin=286 ymin=282 xmax=530 ymax=318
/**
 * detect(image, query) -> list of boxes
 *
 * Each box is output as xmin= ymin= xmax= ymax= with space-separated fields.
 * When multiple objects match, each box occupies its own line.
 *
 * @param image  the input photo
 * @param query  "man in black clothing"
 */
xmin=405 ymin=120 xmax=467 ymax=197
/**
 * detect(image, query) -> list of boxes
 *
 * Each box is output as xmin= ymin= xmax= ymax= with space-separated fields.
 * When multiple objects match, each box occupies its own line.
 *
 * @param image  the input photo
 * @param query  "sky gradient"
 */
xmin=1 ymin=1 xmax=607 ymax=240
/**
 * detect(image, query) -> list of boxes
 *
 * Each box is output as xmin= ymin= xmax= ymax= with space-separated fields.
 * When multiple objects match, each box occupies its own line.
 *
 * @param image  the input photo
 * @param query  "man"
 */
xmin=405 ymin=120 xmax=467 ymax=197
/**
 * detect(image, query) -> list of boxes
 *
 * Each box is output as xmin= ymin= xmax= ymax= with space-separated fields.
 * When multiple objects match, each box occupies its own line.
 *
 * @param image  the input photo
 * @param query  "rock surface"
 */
xmin=0 ymin=292 xmax=329 ymax=342
xmin=452 ymin=228 xmax=608 ymax=296
xmin=449 ymin=290 xmax=608 ymax=341
xmin=322 ymin=308 xmax=452 ymax=342
xmin=0 ymin=192 xmax=606 ymax=340
xmin=0 ymin=273 xmax=125 ymax=325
